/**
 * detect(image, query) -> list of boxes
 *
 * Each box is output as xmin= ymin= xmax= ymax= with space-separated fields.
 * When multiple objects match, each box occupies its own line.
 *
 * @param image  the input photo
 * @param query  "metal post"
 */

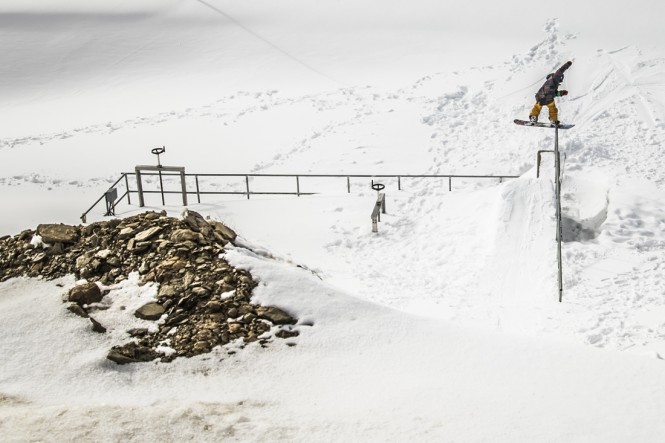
xmin=245 ymin=175 xmax=250 ymax=199
xmin=158 ymin=170 xmax=165 ymax=205
xmin=537 ymin=152 xmax=543 ymax=178
xmin=449 ymin=177 xmax=452 ymax=192
xmin=347 ymin=177 xmax=351 ymax=193
xmin=180 ymin=170 xmax=188 ymax=206
xmin=398 ymin=176 xmax=402 ymax=190
xmin=296 ymin=176 xmax=301 ymax=196
xmin=124 ymin=173 xmax=131 ymax=205
xmin=554 ymin=125 xmax=564 ymax=302
xmin=136 ymin=169 xmax=145 ymax=207
xmin=195 ymin=175 xmax=201 ymax=204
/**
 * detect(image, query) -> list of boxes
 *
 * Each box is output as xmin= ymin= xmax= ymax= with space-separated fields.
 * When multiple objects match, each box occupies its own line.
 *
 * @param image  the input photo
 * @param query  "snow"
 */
xmin=2 ymin=0 xmax=665 ymax=441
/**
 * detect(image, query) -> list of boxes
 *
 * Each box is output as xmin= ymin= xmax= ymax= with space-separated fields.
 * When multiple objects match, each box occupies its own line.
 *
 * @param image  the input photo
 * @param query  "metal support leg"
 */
xmin=554 ymin=126 xmax=564 ymax=302
xmin=136 ymin=169 xmax=145 ymax=207
xmin=180 ymin=170 xmax=188 ymax=206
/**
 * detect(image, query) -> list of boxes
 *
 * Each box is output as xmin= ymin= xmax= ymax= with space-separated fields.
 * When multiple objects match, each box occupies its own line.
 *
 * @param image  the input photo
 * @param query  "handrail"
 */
xmin=80 ymin=173 xmax=129 ymax=223
xmin=81 ymin=171 xmax=520 ymax=223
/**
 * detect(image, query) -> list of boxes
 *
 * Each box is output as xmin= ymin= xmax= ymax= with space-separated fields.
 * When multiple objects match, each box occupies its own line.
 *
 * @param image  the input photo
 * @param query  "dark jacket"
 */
xmin=535 ymin=61 xmax=572 ymax=104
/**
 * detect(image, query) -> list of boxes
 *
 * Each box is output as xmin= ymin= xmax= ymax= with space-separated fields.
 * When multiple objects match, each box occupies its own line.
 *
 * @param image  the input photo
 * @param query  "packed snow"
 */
xmin=1 ymin=0 xmax=665 ymax=441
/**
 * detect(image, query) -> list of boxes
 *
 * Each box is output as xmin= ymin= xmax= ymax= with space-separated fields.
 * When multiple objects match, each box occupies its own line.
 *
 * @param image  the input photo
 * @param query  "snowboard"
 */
xmin=514 ymin=119 xmax=574 ymax=129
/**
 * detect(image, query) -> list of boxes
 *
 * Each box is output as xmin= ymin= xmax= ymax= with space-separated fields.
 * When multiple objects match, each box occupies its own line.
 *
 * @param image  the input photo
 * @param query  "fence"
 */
xmin=81 ymin=171 xmax=520 ymax=223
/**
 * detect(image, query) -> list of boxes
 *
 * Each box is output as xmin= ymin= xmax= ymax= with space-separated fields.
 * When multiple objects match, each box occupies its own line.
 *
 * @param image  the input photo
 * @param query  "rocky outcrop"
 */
xmin=0 ymin=210 xmax=300 ymax=364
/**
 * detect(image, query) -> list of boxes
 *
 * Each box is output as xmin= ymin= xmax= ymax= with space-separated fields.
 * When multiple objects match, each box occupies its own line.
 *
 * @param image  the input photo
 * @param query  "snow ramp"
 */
xmin=481 ymin=176 xmax=558 ymax=303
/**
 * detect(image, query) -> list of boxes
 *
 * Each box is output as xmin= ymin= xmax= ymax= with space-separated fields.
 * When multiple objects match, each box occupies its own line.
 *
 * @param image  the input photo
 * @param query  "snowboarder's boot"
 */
xmin=550 ymin=119 xmax=560 ymax=127
xmin=528 ymin=115 xmax=538 ymax=125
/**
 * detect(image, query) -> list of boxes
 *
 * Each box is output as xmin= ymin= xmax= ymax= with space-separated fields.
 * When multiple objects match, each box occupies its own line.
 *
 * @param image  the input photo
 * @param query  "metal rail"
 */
xmin=81 ymin=171 xmax=519 ymax=223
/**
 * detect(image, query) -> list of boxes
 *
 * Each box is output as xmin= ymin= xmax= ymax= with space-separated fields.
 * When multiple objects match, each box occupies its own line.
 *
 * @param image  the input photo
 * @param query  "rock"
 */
xmin=170 ymin=229 xmax=204 ymax=244
xmin=181 ymin=210 xmax=215 ymax=239
xmin=227 ymin=307 xmax=239 ymax=319
xmin=134 ymin=226 xmax=162 ymax=242
xmin=1 ymin=210 xmax=300 ymax=364
xmin=205 ymin=300 xmax=222 ymax=313
xmin=127 ymin=328 xmax=149 ymax=337
xmin=75 ymin=253 xmax=94 ymax=270
xmin=191 ymin=287 xmax=209 ymax=297
xmin=228 ymin=323 xmax=243 ymax=334
xmin=118 ymin=227 xmax=136 ymax=240
xmin=90 ymin=317 xmax=107 ymax=333
xmin=66 ymin=304 xmax=89 ymax=318
xmin=128 ymin=240 xmax=151 ymax=254
xmin=107 ymin=343 xmax=159 ymax=365
xmin=276 ymin=329 xmax=300 ymax=339
xmin=31 ymin=252 xmax=47 ymax=263
xmin=209 ymin=220 xmax=237 ymax=243
xmin=134 ymin=302 xmax=165 ymax=321
xmin=158 ymin=284 xmax=178 ymax=298
xmin=68 ymin=282 xmax=103 ymax=306
xmin=95 ymin=249 xmax=112 ymax=259
xmin=37 ymin=224 xmax=79 ymax=244
xmin=256 ymin=306 xmax=296 ymax=325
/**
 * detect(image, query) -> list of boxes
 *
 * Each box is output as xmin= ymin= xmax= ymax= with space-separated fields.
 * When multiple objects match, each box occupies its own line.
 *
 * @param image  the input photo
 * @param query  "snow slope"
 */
xmin=2 ymin=0 xmax=665 ymax=441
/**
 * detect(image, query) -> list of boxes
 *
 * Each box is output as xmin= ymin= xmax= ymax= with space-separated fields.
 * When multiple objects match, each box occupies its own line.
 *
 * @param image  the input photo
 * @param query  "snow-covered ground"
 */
xmin=2 ymin=1 xmax=665 ymax=441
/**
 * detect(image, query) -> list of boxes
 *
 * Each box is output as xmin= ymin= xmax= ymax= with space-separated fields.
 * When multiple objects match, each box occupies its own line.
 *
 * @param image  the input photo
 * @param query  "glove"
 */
xmin=560 ymin=90 xmax=568 ymax=96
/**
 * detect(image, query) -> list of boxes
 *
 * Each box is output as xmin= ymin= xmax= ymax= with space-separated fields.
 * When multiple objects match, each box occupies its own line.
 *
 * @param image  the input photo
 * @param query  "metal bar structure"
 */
xmin=134 ymin=165 xmax=187 ymax=208
xmin=371 ymin=193 xmax=386 ymax=233
xmin=554 ymin=126 xmax=564 ymax=302
xmin=81 ymin=171 xmax=519 ymax=223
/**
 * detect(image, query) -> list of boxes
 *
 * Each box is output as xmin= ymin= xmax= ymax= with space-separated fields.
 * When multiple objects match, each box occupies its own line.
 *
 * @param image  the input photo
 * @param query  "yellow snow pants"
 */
xmin=530 ymin=101 xmax=558 ymax=122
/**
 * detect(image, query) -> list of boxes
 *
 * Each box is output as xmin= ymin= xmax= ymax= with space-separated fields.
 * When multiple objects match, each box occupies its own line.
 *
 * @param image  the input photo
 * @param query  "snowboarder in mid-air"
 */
xmin=528 ymin=60 xmax=572 ymax=125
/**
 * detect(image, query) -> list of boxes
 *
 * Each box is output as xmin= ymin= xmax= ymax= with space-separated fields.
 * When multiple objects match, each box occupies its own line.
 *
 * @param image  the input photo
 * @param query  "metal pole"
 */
xmin=347 ymin=177 xmax=351 ymax=193
xmin=158 ymin=169 xmax=165 ymax=205
xmin=554 ymin=125 xmax=564 ymax=302
xmin=448 ymin=177 xmax=452 ymax=192
xmin=124 ymin=173 xmax=131 ymax=205
xmin=195 ymin=175 xmax=201 ymax=204
xmin=180 ymin=170 xmax=188 ymax=206
xmin=245 ymin=175 xmax=250 ymax=199
xmin=296 ymin=176 xmax=301 ymax=196
xmin=398 ymin=176 xmax=402 ymax=190
xmin=136 ymin=169 xmax=145 ymax=207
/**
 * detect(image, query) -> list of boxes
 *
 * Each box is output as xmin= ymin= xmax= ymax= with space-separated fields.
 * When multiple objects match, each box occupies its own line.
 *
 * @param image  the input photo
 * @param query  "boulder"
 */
xmin=68 ymin=282 xmax=103 ymax=306
xmin=134 ymin=302 xmax=165 ymax=321
xmin=37 ymin=224 xmax=79 ymax=244
xmin=256 ymin=306 xmax=296 ymax=325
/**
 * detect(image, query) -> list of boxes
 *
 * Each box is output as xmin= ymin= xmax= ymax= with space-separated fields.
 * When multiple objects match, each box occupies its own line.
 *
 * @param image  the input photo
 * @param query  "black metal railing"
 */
xmin=81 ymin=171 xmax=520 ymax=223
